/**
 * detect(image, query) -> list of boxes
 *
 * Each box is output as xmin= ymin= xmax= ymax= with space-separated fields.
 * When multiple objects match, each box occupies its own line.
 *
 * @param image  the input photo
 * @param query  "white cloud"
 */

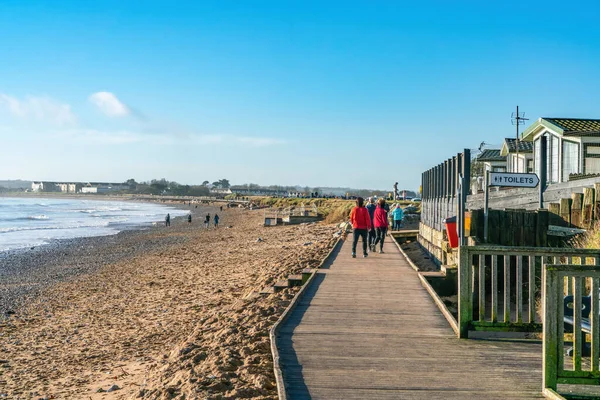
xmin=88 ymin=91 xmax=131 ymax=117
xmin=0 ymin=94 xmax=77 ymax=126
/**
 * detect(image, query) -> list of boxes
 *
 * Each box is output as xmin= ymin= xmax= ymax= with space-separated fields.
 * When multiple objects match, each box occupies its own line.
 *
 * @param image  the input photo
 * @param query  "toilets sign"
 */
xmin=489 ymin=172 xmax=540 ymax=188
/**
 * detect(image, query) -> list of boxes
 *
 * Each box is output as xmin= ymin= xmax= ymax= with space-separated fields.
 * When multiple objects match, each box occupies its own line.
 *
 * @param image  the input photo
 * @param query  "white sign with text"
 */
xmin=489 ymin=172 xmax=540 ymax=188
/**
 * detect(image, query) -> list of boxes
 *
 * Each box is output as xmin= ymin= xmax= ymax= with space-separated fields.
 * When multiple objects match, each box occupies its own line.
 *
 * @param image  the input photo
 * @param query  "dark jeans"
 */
xmin=368 ymin=228 xmax=376 ymax=247
xmin=352 ymin=229 xmax=368 ymax=255
xmin=374 ymin=227 xmax=387 ymax=249
xmin=393 ymin=219 xmax=402 ymax=230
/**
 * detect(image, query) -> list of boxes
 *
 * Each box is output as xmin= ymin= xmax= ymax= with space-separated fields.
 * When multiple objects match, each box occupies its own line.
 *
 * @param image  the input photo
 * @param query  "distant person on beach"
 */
xmin=187 ymin=213 xmax=192 ymax=224
xmin=220 ymin=206 xmax=223 ymax=212
xmin=349 ymin=197 xmax=371 ymax=258
xmin=204 ymin=213 xmax=210 ymax=228
xmin=214 ymin=214 xmax=220 ymax=227
xmin=373 ymin=198 xmax=389 ymax=253
xmin=365 ymin=197 xmax=377 ymax=252
xmin=165 ymin=213 xmax=170 ymax=227
xmin=392 ymin=204 xmax=404 ymax=230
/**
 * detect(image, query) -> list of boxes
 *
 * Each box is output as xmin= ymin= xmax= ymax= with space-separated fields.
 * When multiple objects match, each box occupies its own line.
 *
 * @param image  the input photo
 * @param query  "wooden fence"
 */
xmin=467 ymin=209 xmax=549 ymax=247
xmin=458 ymin=245 xmax=600 ymax=338
xmin=421 ymin=149 xmax=470 ymax=232
xmin=548 ymin=184 xmax=600 ymax=229
xmin=543 ymin=263 xmax=600 ymax=397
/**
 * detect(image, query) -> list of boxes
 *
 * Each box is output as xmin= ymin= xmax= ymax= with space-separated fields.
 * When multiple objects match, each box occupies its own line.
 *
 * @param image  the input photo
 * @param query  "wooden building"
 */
xmin=475 ymin=149 xmax=506 ymax=173
xmin=521 ymin=117 xmax=600 ymax=184
xmin=500 ymin=138 xmax=533 ymax=173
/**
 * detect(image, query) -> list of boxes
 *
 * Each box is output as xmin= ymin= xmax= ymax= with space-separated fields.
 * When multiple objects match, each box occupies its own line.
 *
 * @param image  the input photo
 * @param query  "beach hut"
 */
xmin=521 ymin=118 xmax=600 ymax=184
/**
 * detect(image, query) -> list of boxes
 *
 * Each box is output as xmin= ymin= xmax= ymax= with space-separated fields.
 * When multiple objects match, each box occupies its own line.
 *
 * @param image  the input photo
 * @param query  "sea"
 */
xmin=0 ymin=197 xmax=189 ymax=252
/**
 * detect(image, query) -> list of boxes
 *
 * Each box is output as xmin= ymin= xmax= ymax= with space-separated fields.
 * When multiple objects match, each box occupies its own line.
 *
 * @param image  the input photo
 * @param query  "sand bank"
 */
xmin=0 ymin=208 xmax=337 ymax=399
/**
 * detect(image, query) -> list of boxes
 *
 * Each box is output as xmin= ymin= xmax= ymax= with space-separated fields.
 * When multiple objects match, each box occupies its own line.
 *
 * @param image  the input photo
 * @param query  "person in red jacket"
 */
xmin=349 ymin=197 xmax=371 ymax=258
xmin=373 ymin=198 xmax=389 ymax=253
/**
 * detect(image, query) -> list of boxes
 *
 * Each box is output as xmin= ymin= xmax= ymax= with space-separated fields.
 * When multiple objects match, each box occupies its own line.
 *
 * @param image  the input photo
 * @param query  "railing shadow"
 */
xmin=276 ymin=241 xmax=341 ymax=399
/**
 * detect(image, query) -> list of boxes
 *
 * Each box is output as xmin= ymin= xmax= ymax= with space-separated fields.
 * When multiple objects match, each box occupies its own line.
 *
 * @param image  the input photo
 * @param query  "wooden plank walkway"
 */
xmin=277 ymin=238 xmax=544 ymax=399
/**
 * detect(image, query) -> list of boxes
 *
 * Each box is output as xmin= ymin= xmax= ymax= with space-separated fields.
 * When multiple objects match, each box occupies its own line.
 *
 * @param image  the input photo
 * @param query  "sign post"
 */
xmin=484 ymin=170 xmax=490 ymax=242
xmin=489 ymin=172 xmax=540 ymax=188
xmin=484 ymin=171 xmax=540 ymax=242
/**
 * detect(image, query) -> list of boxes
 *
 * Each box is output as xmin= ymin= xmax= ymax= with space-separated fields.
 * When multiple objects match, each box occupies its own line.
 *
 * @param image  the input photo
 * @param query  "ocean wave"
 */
xmin=77 ymin=206 xmax=123 ymax=213
xmin=0 ymin=221 xmax=110 ymax=233
xmin=28 ymin=215 xmax=49 ymax=220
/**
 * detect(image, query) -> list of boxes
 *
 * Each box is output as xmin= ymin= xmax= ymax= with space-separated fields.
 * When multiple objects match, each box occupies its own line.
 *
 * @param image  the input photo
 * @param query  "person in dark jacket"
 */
xmin=214 ymin=214 xmax=220 ymax=227
xmin=165 ymin=213 xmax=170 ymax=227
xmin=373 ymin=198 xmax=389 ymax=253
xmin=349 ymin=197 xmax=372 ymax=258
xmin=365 ymin=197 xmax=377 ymax=252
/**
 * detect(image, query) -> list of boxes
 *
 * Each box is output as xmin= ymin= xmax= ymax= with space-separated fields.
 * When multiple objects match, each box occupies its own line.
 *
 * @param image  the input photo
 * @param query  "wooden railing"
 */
xmin=543 ymin=263 xmax=600 ymax=397
xmin=458 ymin=246 xmax=600 ymax=338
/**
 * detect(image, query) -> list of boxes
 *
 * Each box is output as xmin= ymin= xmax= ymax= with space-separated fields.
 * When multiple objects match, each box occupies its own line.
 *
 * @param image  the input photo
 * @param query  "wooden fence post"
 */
xmin=458 ymin=247 xmax=472 ymax=339
xmin=571 ymin=192 xmax=583 ymax=228
xmin=536 ymin=209 xmax=549 ymax=247
xmin=583 ymin=187 xmax=594 ymax=228
xmin=560 ymin=198 xmax=571 ymax=227
xmin=543 ymin=264 xmax=558 ymax=391
xmin=548 ymin=203 xmax=560 ymax=216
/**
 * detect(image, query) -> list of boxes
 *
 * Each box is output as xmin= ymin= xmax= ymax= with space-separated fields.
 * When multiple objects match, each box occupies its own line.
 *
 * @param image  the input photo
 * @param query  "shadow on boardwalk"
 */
xmin=277 ymin=238 xmax=544 ymax=400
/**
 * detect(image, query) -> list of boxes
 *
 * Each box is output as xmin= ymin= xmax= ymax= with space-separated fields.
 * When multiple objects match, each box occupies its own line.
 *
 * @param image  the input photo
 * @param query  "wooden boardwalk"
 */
xmin=277 ymin=238 xmax=544 ymax=399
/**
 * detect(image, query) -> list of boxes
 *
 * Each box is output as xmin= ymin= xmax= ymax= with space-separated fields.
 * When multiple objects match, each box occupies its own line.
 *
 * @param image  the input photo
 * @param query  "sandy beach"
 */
xmin=0 ymin=207 xmax=337 ymax=399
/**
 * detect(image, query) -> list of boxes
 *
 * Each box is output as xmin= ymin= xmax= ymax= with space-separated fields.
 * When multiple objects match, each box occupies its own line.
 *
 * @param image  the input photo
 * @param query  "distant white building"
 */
xmin=31 ymin=181 xmax=59 ymax=192
xmin=80 ymin=182 xmax=126 ymax=194
xmin=209 ymin=188 xmax=232 ymax=195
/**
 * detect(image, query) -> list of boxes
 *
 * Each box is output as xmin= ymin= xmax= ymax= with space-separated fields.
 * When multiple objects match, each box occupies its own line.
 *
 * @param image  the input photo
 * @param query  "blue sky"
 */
xmin=1 ymin=0 xmax=599 ymax=191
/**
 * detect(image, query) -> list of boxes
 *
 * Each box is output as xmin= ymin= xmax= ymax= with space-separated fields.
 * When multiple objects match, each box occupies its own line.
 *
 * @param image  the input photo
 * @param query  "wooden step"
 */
xmin=288 ymin=275 xmax=303 ymax=287
xmin=440 ymin=264 xmax=457 ymax=277
xmin=273 ymin=280 xmax=290 ymax=292
xmin=301 ymin=268 xmax=314 ymax=284
xmin=420 ymin=271 xmax=446 ymax=278
xmin=259 ymin=287 xmax=275 ymax=295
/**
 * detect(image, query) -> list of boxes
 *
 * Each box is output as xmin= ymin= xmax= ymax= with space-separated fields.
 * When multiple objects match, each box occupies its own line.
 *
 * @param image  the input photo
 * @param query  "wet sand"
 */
xmin=0 ymin=207 xmax=336 ymax=399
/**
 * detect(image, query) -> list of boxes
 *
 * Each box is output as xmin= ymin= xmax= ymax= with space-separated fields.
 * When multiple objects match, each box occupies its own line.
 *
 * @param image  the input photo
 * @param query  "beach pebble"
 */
xmin=106 ymin=384 xmax=120 ymax=392
xmin=253 ymin=375 xmax=273 ymax=390
xmin=256 ymin=237 xmax=263 ymax=242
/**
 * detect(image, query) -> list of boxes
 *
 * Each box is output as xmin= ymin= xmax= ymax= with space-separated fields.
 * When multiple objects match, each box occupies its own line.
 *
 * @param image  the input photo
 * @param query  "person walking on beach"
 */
xmin=373 ymin=198 xmax=389 ymax=253
xmin=187 ymin=213 xmax=192 ymax=224
xmin=349 ymin=197 xmax=371 ymax=258
xmin=165 ymin=213 xmax=171 ymax=227
xmin=204 ymin=213 xmax=210 ymax=228
xmin=365 ymin=197 xmax=377 ymax=252
xmin=214 ymin=214 xmax=220 ymax=228
xmin=391 ymin=204 xmax=404 ymax=230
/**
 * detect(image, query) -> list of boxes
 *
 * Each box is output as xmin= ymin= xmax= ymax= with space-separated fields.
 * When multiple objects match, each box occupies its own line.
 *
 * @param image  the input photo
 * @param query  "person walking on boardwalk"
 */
xmin=365 ymin=197 xmax=377 ymax=252
xmin=373 ymin=198 xmax=389 ymax=253
xmin=349 ymin=197 xmax=371 ymax=258
xmin=204 ymin=213 xmax=210 ymax=228
xmin=165 ymin=213 xmax=171 ymax=227
xmin=391 ymin=204 xmax=404 ymax=230
xmin=214 ymin=214 xmax=220 ymax=227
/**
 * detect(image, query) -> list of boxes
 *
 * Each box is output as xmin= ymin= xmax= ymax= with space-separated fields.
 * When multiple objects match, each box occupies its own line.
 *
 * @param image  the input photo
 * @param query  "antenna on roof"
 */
xmin=510 ymin=106 xmax=529 ymax=172
xmin=478 ymin=141 xmax=486 ymax=152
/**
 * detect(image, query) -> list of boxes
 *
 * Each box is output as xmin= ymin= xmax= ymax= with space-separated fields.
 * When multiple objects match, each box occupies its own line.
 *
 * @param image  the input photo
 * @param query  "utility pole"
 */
xmin=511 ymin=106 xmax=529 ymax=172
